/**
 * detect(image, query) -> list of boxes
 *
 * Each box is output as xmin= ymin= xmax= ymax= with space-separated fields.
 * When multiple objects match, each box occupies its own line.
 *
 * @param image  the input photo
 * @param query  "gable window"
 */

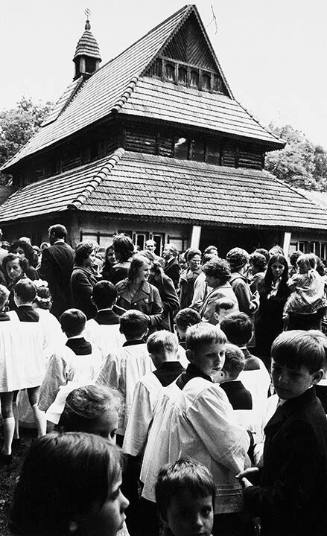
xmin=165 ymin=62 xmax=175 ymax=82
xmin=190 ymin=70 xmax=199 ymax=88
xmin=178 ymin=66 xmax=187 ymax=85
xmin=206 ymin=140 xmax=220 ymax=165
xmin=213 ymin=74 xmax=223 ymax=93
xmin=202 ymin=73 xmax=211 ymax=91
xmin=174 ymin=137 xmax=188 ymax=159
xmin=191 ymin=139 xmax=205 ymax=162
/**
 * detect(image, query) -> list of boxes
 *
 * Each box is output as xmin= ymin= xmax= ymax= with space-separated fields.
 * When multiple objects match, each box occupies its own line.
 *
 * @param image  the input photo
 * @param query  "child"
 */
xmin=213 ymin=298 xmax=238 ymax=325
xmin=85 ymin=280 xmax=125 ymax=359
xmin=39 ymin=308 xmax=102 ymax=418
xmin=97 ymin=310 xmax=153 ymax=442
xmin=9 ymin=279 xmax=47 ymax=441
xmin=123 ymin=330 xmax=185 ymax=457
xmin=33 ymin=279 xmax=66 ymax=356
xmin=220 ymin=312 xmax=271 ymax=430
xmin=140 ymin=323 xmax=250 ymax=535
xmin=218 ymin=343 xmax=252 ymax=410
xmin=155 ymin=458 xmax=215 ymax=536
xmin=284 ymin=253 xmax=326 ymax=329
xmin=174 ymin=307 xmax=201 ymax=348
xmin=10 ymin=432 xmax=129 ymax=536
xmin=238 ymin=330 xmax=327 ymax=536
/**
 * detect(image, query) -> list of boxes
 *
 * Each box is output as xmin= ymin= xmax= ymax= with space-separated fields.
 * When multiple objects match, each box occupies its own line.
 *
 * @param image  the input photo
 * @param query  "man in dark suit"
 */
xmin=237 ymin=331 xmax=327 ymax=536
xmin=39 ymin=224 xmax=75 ymax=318
xmin=163 ymin=243 xmax=180 ymax=289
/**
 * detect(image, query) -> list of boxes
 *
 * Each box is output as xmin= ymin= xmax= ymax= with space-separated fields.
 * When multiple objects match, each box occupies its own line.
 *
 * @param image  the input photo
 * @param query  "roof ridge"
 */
xmin=112 ymin=77 xmax=139 ymax=113
xmin=69 ymin=148 xmax=125 ymax=209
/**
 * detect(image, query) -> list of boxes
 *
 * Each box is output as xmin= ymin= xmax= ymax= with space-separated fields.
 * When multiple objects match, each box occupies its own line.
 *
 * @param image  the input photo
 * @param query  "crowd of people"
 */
xmin=1 ymin=224 xmax=327 ymax=536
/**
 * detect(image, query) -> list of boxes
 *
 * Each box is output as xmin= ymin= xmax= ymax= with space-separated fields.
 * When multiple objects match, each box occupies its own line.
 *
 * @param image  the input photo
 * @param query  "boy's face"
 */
xmin=165 ymin=489 xmax=213 ymax=536
xmin=187 ymin=341 xmax=225 ymax=377
xmin=271 ymin=359 xmax=323 ymax=400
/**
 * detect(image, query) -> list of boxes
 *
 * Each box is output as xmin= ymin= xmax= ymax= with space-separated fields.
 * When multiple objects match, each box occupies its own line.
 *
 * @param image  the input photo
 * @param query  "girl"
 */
xmin=255 ymin=254 xmax=289 ymax=367
xmin=101 ymin=245 xmax=117 ymax=282
xmin=116 ymin=254 xmax=163 ymax=332
xmin=10 ymin=432 xmax=129 ymax=536
xmin=284 ymin=253 xmax=326 ymax=330
xmin=9 ymin=239 xmax=39 ymax=277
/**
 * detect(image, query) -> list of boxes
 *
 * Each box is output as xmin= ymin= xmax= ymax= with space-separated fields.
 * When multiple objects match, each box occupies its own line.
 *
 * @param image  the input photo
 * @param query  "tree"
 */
xmin=0 ymin=98 xmax=52 ymax=184
xmin=265 ymin=124 xmax=327 ymax=191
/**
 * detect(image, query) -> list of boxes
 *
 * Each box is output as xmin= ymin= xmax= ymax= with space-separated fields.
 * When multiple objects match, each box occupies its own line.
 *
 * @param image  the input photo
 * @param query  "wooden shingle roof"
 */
xmin=1 ymin=149 xmax=326 ymax=232
xmin=1 ymin=5 xmax=282 ymax=172
xmin=73 ymin=19 xmax=101 ymax=60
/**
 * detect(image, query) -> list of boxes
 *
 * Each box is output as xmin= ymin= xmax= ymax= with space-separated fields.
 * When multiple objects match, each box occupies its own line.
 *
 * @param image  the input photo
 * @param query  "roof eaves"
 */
xmin=235 ymin=99 xmax=286 ymax=148
xmin=112 ymin=77 xmax=139 ymax=113
xmin=68 ymin=148 xmax=125 ymax=209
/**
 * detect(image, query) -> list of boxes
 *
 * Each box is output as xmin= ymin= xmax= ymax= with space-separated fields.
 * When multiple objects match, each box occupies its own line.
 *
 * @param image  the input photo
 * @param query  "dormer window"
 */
xmin=165 ymin=62 xmax=175 ymax=82
xmin=190 ymin=70 xmax=199 ymax=88
xmin=178 ymin=66 xmax=187 ymax=85
xmin=202 ymin=73 xmax=211 ymax=91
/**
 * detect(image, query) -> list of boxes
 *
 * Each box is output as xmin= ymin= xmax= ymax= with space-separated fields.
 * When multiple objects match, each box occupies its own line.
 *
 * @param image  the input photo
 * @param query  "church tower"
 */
xmin=73 ymin=11 xmax=102 ymax=80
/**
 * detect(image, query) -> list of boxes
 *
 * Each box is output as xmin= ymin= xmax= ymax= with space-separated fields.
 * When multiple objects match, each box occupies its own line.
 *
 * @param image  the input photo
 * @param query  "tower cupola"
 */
xmin=73 ymin=10 xmax=102 ymax=80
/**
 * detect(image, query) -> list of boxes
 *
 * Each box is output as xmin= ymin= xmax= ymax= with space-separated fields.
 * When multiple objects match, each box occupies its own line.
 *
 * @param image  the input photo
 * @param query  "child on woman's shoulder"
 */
xmin=238 ymin=330 xmax=327 ymax=536
xmin=155 ymin=458 xmax=215 ymax=536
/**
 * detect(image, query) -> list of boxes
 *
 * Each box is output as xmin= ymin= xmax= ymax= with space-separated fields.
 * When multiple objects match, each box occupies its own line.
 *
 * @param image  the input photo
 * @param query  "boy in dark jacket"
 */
xmin=237 ymin=330 xmax=327 ymax=536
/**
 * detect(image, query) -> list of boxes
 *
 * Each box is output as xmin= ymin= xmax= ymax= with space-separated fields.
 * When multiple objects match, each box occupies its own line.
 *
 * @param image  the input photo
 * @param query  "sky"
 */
xmin=1 ymin=0 xmax=327 ymax=148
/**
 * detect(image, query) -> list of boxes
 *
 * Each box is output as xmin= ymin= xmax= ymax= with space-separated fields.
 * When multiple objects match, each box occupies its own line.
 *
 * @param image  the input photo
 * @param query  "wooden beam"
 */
xmin=283 ymin=232 xmax=291 ymax=257
xmin=190 ymin=225 xmax=201 ymax=249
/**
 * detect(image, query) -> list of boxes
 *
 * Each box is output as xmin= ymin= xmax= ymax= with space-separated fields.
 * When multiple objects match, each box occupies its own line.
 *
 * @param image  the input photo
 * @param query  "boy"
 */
xmin=238 ymin=330 xmax=327 ymax=536
xmin=140 ymin=323 xmax=250 ymax=535
xmin=220 ymin=312 xmax=271 ymax=422
xmin=124 ymin=330 xmax=185 ymax=457
xmin=155 ymin=458 xmax=215 ymax=536
xmin=97 ymin=310 xmax=153 ymax=441
xmin=85 ymin=280 xmax=125 ymax=358
xmin=218 ymin=343 xmax=252 ymax=410
xmin=39 ymin=309 xmax=102 ymax=420
xmin=174 ymin=307 xmax=201 ymax=349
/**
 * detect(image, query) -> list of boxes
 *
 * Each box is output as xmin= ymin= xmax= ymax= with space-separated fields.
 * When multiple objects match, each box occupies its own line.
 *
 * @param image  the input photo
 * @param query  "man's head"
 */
xmin=218 ymin=343 xmax=245 ymax=382
xmin=271 ymin=330 xmax=325 ymax=400
xmin=226 ymin=247 xmax=249 ymax=274
xmin=145 ymin=239 xmax=156 ymax=253
xmin=202 ymin=258 xmax=231 ymax=289
xmin=174 ymin=308 xmax=201 ymax=341
xmin=48 ymin=224 xmax=67 ymax=245
xmin=14 ymin=279 xmax=36 ymax=306
xmin=163 ymin=244 xmax=178 ymax=261
xmin=186 ymin=323 xmax=226 ymax=376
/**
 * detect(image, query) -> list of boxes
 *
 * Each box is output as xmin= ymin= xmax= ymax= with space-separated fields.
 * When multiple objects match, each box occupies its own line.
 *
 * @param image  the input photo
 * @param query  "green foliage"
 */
xmin=0 ymin=97 xmax=52 ymax=184
xmin=265 ymin=124 xmax=327 ymax=191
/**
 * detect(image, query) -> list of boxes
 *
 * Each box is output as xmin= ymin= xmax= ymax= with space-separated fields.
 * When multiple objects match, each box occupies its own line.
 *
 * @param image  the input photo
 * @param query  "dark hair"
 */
xmin=34 ymin=280 xmax=51 ymax=310
xmin=220 ymin=312 xmax=253 ymax=346
xmin=264 ymin=254 xmax=289 ymax=291
xmin=60 ymin=308 xmax=86 ymax=337
xmin=155 ymin=458 xmax=215 ymax=520
xmin=60 ymin=385 xmax=119 ymax=434
xmin=120 ymin=310 xmax=148 ymax=339
xmin=3 ymin=253 xmax=28 ymax=279
xmin=226 ymin=248 xmax=249 ymax=271
xmin=289 ymin=250 xmax=302 ymax=267
xmin=113 ymin=234 xmax=134 ymax=262
xmin=214 ymin=298 xmax=237 ymax=314
xmin=150 ymin=260 xmax=163 ymax=278
xmin=222 ymin=343 xmax=245 ymax=380
xmin=128 ymin=255 xmax=150 ymax=283
xmin=93 ymin=281 xmax=117 ymax=309
xmin=271 ymin=330 xmax=326 ymax=373
xmin=186 ymin=249 xmax=201 ymax=262
xmin=202 ymin=253 xmax=217 ymax=264
xmin=48 ymin=224 xmax=67 ymax=240
xmin=74 ymin=242 xmax=94 ymax=266
xmin=249 ymin=252 xmax=267 ymax=272
xmin=14 ymin=279 xmax=36 ymax=303
xmin=202 ymin=258 xmax=231 ymax=284
xmin=147 ymin=330 xmax=178 ymax=355
xmin=175 ymin=308 xmax=201 ymax=331
xmin=9 ymin=240 xmax=36 ymax=267
xmin=10 ymin=432 xmax=121 ymax=536
xmin=186 ymin=322 xmax=226 ymax=353
xmin=254 ymin=248 xmax=269 ymax=263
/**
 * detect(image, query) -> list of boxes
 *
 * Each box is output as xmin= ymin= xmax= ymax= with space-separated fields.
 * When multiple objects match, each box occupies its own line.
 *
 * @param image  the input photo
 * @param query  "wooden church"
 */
xmin=1 ymin=4 xmax=327 ymax=257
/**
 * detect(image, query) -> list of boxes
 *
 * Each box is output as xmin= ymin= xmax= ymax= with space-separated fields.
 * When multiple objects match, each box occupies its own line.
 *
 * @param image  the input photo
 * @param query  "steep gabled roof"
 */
xmin=1 ymin=5 xmax=283 ymax=172
xmin=73 ymin=19 xmax=101 ymax=61
xmin=0 ymin=150 xmax=326 ymax=232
